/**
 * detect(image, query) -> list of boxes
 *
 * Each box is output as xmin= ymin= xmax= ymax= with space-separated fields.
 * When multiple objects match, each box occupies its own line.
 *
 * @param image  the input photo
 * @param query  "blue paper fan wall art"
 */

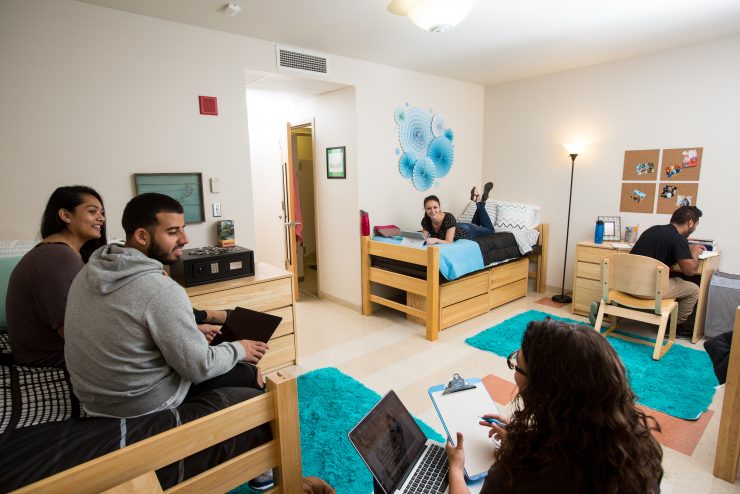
xmin=395 ymin=105 xmax=455 ymax=191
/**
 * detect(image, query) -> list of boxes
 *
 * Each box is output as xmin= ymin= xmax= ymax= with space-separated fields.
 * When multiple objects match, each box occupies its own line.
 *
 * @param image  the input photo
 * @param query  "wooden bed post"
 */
xmin=270 ymin=371 xmax=303 ymax=493
xmin=426 ymin=246 xmax=440 ymax=341
xmin=361 ymin=236 xmax=372 ymax=315
xmin=714 ymin=306 xmax=740 ymax=483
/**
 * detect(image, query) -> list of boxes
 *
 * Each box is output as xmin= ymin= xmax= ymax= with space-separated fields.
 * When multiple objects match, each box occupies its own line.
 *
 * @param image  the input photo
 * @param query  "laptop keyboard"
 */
xmin=402 ymin=444 xmax=449 ymax=493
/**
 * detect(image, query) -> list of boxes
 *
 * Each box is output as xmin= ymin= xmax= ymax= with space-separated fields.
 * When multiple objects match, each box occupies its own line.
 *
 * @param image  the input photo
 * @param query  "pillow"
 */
xmin=0 ymin=256 xmax=22 ymax=327
xmin=493 ymin=200 xmax=541 ymax=230
xmin=458 ymin=202 xmax=497 ymax=225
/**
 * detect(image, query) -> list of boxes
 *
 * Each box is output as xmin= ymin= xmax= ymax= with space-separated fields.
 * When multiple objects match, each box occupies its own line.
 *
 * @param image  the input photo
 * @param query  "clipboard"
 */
xmin=428 ymin=378 xmax=500 ymax=481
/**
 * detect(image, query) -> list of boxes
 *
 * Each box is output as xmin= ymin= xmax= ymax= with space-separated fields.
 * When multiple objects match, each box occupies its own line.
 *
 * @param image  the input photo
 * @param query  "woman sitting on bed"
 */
xmin=445 ymin=318 xmax=663 ymax=493
xmin=6 ymin=185 xmax=107 ymax=367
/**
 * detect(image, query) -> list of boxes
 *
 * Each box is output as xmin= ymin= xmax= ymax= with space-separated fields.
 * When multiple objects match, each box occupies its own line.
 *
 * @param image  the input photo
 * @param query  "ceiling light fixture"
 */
xmin=388 ymin=0 xmax=476 ymax=33
xmin=224 ymin=3 xmax=242 ymax=17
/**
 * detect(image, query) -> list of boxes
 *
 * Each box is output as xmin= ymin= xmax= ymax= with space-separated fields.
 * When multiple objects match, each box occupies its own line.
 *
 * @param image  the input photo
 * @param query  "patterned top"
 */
xmin=421 ymin=212 xmax=468 ymax=241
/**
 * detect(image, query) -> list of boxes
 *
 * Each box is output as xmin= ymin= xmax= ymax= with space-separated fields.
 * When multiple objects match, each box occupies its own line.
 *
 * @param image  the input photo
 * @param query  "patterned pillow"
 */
xmin=458 ymin=202 xmax=497 ymax=225
xmin=493 ymin=200 xmax=541 ymax=230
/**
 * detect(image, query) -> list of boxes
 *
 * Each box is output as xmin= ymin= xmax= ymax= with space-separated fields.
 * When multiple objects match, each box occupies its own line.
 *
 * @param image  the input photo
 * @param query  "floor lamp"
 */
xmin=552 ymin=143 xmax=582 ymax=304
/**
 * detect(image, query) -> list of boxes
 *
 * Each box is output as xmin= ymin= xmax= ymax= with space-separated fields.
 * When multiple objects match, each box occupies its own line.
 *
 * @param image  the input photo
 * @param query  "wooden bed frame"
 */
xmin=361 ymin=224 xmax=548 ymax=341
xmin=12 ymin=371 xmax=302 ymax=494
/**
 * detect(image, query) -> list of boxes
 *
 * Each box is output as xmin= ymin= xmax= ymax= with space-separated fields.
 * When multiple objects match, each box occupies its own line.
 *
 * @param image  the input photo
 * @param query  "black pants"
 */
xmin=186 ymin=362 xmax=262 ymax=398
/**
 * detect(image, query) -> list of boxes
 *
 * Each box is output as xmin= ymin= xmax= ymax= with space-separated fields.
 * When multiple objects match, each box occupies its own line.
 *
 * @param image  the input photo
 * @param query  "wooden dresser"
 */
xmin=572 ymin=240 xmax=720 ymax=343
xmin=184 ymin=262 xmax=297 ymax=373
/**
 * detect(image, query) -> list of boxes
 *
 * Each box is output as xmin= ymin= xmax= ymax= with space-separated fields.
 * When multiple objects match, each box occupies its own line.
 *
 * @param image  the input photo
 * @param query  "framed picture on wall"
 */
xmin=134 ymin=172 xmax=205 ymax=223
xmin=326 ymin=146 xmax=346 ymax=179
xmin=598 ymin=216 xmax=622 ymax=241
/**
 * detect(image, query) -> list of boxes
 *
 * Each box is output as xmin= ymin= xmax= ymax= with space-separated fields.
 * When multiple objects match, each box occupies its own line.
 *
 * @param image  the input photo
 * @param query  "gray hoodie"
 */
xmin=64 ymin=244 xmax=245 ymax=417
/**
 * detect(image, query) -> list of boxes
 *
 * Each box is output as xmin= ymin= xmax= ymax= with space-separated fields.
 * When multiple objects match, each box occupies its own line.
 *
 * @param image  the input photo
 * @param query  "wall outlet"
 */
xmin=212 ymin=202 xmax=222 ymax=217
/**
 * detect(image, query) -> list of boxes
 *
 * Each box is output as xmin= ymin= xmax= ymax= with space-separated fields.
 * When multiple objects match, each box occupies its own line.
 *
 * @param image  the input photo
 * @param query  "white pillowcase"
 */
xmin=494 ymin=200 xmax=540 ymax=229
xmin=458 ymin=201 xmax=497 ymax=225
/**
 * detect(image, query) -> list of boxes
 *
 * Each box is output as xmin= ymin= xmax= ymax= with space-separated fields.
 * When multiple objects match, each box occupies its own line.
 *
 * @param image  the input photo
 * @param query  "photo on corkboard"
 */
xmin=656 ymin=182 xmax=698 ymax=214
xmin=661 ymin=147 xmax=703 ymax=181
xmin=623 ymin=149 xmax=660 ymax=181
xmin=620 ymin=182 xmax=656 ymax=213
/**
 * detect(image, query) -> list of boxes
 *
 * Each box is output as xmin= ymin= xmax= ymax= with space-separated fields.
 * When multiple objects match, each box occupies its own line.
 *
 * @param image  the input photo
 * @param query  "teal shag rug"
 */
xmin=465 ymin=310 xmax=718 ymax=420
xmin=232 ymin=367 xmax=444 ymax=493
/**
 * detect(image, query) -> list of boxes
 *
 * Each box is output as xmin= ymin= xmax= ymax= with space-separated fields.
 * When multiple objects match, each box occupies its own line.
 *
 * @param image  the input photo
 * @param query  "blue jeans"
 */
xmin=458 ymin=203 xmax=495 ymax=239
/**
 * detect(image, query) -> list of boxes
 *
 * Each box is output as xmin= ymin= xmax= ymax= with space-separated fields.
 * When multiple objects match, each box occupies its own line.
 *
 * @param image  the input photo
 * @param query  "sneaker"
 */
xmin=676 ymin=322 xmax=694 ymax=340
xmin=248 ymin=469 xmax=274 ymax=491
xmin=588 ymin=301 xmax=600 ymax=327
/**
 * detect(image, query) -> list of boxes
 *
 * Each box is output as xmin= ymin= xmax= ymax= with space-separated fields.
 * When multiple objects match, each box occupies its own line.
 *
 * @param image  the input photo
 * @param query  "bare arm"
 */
xmin=445 ymin=432 xmax=471 ymax=494
xmin=677 ymin=244 xmax=705 ymax=276
xmin=426 ymin=226 xmax=455 ymax=245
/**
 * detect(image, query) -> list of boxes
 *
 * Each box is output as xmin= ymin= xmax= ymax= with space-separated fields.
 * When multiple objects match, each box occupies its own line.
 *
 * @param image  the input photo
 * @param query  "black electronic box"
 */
xmin=170 ymin=245 xmax=254 ymax=287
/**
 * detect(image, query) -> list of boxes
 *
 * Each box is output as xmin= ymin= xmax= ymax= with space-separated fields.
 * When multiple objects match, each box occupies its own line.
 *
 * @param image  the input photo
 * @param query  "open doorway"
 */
xmin=289 ymin=124 xmax=319 ymax=298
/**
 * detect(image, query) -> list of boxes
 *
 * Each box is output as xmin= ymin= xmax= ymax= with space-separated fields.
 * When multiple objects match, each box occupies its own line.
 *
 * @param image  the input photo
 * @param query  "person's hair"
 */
xmin=493 ymin=319 xmax=663 ymax=493
xmin=40 ymin=185 xmax=107 ymax=263
xmin=423 ymin=195 xmax=440 ymax=207
xmin=670 ymin=205 xmax=702 ymax=225
xmin=122 ymin=193 xmax=184 ymax=238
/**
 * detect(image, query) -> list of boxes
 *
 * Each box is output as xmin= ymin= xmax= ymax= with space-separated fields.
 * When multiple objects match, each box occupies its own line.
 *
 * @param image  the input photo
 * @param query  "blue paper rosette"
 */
xmin=399 ymin=152 xmax=416 ymax=179
xmin=427 ymin=136 xmax=454 ymax=178
xmin=431 ymin=114 xmax=447 ymax=137
xmin=398 ymin=107 xmax=433 ymax=157
xmin=412 ymin=156 xmax=437 ymax=191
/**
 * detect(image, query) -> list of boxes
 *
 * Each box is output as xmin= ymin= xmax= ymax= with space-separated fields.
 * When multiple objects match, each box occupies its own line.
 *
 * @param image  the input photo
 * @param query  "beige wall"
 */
xmin=484 ymin=34 xmax=740 ymax=289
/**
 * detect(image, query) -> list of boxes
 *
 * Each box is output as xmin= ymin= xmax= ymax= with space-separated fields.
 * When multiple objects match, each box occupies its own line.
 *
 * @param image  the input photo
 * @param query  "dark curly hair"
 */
xmin=40 ymin=185 xmax=107 ymax=263
xmin=493 ymin=318 xmax=663 ymax=493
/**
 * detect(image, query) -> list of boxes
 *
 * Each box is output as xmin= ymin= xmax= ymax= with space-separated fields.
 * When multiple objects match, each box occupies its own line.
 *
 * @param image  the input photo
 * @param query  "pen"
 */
xmin=479 ymin=416 xmax=506 ymax=428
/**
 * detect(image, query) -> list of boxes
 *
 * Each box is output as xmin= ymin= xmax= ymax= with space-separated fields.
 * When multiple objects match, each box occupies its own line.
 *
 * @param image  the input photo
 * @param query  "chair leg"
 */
xmin=653 ymin=311 xmax=674 ymax=360
xmin=593 ymin=301 xmax=607 ymax=334
xmin=669 ymin=305 xmax=678 ymax=341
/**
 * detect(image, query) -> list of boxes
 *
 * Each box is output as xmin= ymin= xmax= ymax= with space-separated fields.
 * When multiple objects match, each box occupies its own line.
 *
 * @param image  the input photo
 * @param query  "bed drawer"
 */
xmin=441 ymin=294 xmax=488 ymax=329
xmin=440 ymin=272 xmax=489 ymax=307
xmin=258 ymin=333 xmax=296 ymax=373
xmin=490 ymin=258 xmax=528 ymax=290
xmin=188 ymin=278 xmax=292 ymax=313
xmin=489 ymin=279 xmax=527 ymax=308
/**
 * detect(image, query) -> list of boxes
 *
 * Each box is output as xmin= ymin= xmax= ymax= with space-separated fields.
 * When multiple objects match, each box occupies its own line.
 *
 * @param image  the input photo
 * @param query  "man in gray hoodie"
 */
xmin=64 ymin=193 xmax=268 ymax=418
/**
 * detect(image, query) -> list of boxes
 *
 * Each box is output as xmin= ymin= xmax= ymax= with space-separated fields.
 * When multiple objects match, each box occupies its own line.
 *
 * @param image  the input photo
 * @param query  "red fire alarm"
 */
xmin=199 ymin=96 xmax=218 ymax=116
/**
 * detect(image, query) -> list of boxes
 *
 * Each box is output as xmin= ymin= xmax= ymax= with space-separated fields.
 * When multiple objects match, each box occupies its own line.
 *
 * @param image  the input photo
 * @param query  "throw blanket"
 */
xmin=471 ymin=231 xmax=519 ymax=265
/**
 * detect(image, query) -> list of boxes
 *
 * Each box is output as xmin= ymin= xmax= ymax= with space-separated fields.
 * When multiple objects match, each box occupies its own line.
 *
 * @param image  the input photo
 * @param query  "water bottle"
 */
xmin=360 ymin=210 xmax=370 ymax=236
xmin=594 ymin=219 xmax=604 ymax=244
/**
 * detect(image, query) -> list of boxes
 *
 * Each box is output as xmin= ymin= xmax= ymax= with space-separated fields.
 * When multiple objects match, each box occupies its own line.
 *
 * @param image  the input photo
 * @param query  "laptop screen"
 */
xmin=348 ymin=391 xmax=428 ymax=494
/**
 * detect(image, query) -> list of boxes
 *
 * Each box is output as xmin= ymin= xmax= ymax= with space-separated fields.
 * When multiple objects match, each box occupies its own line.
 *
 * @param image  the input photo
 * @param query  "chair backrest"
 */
xmin=602 ymin=254 xmax=670 ymax=309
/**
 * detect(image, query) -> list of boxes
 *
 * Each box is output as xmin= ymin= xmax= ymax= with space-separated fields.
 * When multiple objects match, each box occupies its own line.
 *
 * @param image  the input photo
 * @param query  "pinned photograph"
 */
xmin=676 ymin=195 xmax=693 ymax=207
xmin=630 ymin=189 xmax=647 ymax=202
xmin=682 ymin=149 xmax=698 ymax=168
xmin=665 ymin=165 xmax=682 ymax=178
xmin=635 ymin=162 xmax=655 ymax=175
xmin=660 ymin=185 xmax=678 ymax=199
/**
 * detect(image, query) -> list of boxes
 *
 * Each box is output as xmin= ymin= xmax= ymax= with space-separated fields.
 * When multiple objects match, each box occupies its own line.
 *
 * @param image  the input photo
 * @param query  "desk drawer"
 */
xmin=574 ymin=278 xmax=602 ymax=315
xmin=577 ymin=246 xmax=620 ymax=264
xmin=490 ymin=259 xmax=528 ymax=290
xmin=189 ymin=278 xmax=292 ymax=313
xmin=576 ymin=261 xmax=601 ymax=281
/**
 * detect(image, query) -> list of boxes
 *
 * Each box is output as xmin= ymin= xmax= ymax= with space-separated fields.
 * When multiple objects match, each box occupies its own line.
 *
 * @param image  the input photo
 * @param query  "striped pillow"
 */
xmin=494 ymin=201 xmax=540 ymax=230
xmin=458 ymin=202 xmax=497 ymax=225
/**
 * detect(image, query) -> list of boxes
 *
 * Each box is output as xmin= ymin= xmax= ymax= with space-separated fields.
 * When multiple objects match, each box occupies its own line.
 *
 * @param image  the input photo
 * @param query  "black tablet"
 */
xmin=211 ymin=307 xmax=283 ymax=345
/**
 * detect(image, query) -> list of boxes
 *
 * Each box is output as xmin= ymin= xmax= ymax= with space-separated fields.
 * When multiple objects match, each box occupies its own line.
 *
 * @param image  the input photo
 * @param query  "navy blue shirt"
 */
xmin=630 ymin=224 xmax=692 ymax=268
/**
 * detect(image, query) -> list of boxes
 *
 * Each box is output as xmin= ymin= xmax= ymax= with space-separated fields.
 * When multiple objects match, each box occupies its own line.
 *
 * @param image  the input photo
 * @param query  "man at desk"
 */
xmin=630 ymin=205 xmax=705 ymax=337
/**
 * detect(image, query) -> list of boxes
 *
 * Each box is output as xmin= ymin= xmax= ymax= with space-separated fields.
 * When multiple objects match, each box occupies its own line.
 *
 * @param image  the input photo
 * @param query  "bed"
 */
xmin=361 ymin=200 xmax=547 ymax=341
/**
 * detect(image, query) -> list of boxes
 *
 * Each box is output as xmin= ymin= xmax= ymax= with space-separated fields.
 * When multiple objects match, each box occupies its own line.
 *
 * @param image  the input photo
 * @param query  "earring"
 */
xmin=64 ymin=219 xmax=71 ymax=223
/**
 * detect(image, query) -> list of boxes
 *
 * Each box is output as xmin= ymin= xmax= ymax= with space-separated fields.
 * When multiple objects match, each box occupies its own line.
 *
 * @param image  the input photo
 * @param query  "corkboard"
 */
xmin=661 ymin=147 xmax=703 ymax=181
xmin=622 ymin=149 xmax=660 ymax=181
xmin=620 ymin=182 xmax=656 ymax=213
xmin=656 ymin=182 xmax=699 ymax=214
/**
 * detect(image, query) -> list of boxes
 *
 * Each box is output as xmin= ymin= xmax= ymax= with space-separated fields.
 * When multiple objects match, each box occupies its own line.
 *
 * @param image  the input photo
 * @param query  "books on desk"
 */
xmin=699 ymin=250 xmax=719 ymax=260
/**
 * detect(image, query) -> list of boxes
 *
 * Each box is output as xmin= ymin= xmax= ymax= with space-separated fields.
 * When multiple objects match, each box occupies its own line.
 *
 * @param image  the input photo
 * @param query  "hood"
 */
xmin=85 ymin=243 xmax=165 ymax=294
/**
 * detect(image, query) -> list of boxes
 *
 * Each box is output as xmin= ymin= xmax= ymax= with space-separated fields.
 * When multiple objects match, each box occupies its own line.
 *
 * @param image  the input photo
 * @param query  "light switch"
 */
xmin=212 ymin=202 xmax=222 ymax=217
xmin=210 ymin=178 xmax=221 ymax=193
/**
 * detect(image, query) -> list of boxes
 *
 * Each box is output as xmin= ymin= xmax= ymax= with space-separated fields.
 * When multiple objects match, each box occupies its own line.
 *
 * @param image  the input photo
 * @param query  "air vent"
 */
xmin=276 ymin=46 xmax=329 ymax=76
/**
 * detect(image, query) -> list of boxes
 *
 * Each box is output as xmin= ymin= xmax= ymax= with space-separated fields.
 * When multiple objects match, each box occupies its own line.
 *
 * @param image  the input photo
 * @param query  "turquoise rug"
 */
xmin=465 ymin=310 xmax=718 ymax=420
xmin=233 ymin=367 xmax=444 ymax=493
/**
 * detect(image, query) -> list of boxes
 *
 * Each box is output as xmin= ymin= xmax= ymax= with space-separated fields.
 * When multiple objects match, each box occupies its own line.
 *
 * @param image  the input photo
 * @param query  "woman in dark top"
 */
xmin=420 ymin=195 xmax=468 ymax=244
xmin=446 ymin=319 xmax=663 ymax=494
xmin=7 ymin=186 xmax=107 ymax=367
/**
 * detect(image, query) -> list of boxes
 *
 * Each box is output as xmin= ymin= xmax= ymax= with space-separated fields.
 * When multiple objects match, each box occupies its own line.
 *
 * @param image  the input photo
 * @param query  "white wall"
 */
xmin=484 ymin=34 xmax=740 ymax=290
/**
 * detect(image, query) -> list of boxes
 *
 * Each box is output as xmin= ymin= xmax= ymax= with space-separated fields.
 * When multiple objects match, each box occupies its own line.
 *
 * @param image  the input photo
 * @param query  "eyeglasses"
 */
xmin=507 ymin=349 xmax=527 ymax=377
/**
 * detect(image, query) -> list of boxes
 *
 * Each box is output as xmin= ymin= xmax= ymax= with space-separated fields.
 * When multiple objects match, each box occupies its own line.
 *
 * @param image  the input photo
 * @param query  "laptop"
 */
xmin=399 ymin=231 xmax=427 ymax=248
xmin=348 ymin=390 xmax=449 ymax=494
xmin=210 ymin=306 xmax=282 ymax=345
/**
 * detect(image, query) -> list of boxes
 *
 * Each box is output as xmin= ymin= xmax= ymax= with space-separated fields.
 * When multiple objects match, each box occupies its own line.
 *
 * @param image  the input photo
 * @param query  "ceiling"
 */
xmin=78 ymin=0 xmax=740 ymax=85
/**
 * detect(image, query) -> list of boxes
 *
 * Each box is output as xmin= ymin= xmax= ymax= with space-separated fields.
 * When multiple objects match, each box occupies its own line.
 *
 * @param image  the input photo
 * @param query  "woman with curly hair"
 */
xmin=446 ymin=318 xmax=663 ymax=493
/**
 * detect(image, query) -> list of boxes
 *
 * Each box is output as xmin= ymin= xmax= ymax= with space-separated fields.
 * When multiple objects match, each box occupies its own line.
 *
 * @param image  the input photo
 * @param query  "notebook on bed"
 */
xmin=399 ymin=231 xmax=427 ymax=248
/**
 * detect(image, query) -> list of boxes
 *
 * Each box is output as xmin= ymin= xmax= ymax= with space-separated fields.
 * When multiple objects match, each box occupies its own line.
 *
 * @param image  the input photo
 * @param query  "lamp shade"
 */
xmin=563 ymin=142 xmax=584 ymax=155
xmin=407 ymin=0 xmax=476 ymax=33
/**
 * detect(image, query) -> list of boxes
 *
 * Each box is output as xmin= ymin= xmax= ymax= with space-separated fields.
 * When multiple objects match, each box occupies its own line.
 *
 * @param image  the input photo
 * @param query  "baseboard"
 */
xmin=317 ymin=291 xmax=362 ymax=313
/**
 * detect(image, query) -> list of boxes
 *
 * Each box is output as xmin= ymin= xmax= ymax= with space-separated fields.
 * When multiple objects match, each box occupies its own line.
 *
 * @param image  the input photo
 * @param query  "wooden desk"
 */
xmin=183 ymin=263 xmax=298 ymax=373
xmin=572 ymin=241 xmax=720 ymax=343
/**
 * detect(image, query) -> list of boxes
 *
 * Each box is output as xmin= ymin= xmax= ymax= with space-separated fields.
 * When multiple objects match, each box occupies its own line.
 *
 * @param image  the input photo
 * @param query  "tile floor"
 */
xmin=281 ymin=286 xmax=739 ymax=493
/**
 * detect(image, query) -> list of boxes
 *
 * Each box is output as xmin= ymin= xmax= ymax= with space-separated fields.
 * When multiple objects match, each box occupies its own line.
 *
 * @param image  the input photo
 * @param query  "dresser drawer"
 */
xmin=576 ymin=261 xmax=602 ymax=281
xmin=269 ymin=306 xmax=294 ymax=339
xmin=573 ymin=277 xmax=602 ymax=315
xmin=490 ymin=258 xmax=528 ymax=290
xmin=258 ymin=333 xmax=296 ymax=373
xmin=577 ymin=246 xmax=620 ymax=264
xmin=189 ymin=278 xmax=292 ymax=312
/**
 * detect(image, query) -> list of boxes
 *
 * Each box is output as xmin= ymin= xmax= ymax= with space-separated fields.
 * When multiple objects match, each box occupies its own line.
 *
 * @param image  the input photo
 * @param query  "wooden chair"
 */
xmin=593 ymin=254 xmax=678 ymax=360
xmin=713 ymin=306 xmax=740 ymax=484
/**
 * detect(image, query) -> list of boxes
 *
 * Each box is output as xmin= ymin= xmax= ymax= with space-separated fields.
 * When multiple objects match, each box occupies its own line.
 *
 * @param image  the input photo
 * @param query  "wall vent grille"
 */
xmin=276 ymin=46 xmax=328 ymax=75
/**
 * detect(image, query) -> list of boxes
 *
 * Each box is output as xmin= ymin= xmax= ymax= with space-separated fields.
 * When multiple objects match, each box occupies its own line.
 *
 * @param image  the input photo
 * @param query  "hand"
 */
xmin=426 ymin=237 xmax=439 ymax=245
xmin=480 ymin=413 xmax=508 ymax=439
xmin=445 ymin=431 xmax=466 ymax=473
xmin=197 ymin=324 xmax=221 ymax=343
xmin=689 ymin=244 xmax=706 ymax=257
xmin=238 ymin=340 xmax=270 ymax=363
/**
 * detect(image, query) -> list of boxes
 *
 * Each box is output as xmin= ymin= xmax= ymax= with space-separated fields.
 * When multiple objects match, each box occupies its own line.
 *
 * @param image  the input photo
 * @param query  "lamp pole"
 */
xmin=552 ymin=152 xmax=578 ymax=304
